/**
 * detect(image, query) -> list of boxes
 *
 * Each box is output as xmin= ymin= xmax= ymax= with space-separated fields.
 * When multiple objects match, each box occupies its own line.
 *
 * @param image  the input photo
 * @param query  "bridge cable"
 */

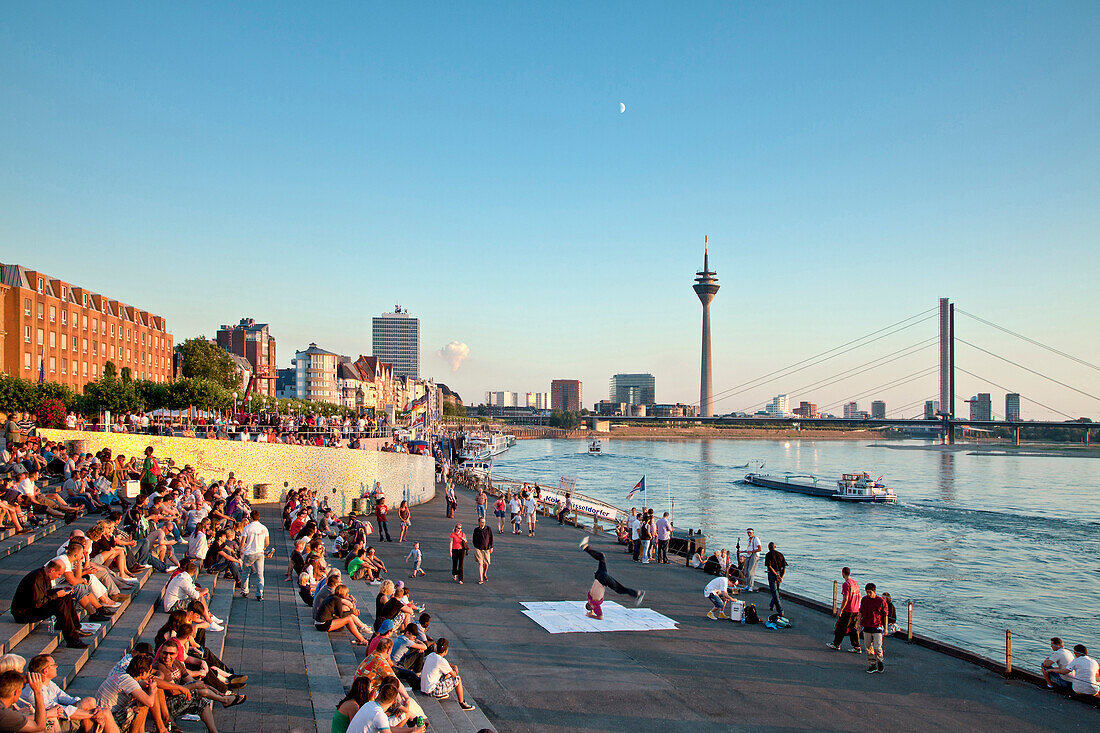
xmin=956 ymin=309 xmax=1100 ymax=373
xmin=955 ymin=338 xmax=1100 ymax=403
xmin=818 ymin=366 xmax=939 ymax=412
xmin=954 ymin=367 xmax=1078 ymax=420
xmin=733 ymin=339 xmax=937 ymax=414
xmin=701 ymin=308 xmax=937 ymax=407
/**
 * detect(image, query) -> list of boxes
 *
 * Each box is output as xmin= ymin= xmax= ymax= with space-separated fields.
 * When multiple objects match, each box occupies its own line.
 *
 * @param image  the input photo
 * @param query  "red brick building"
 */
xmin=550 ymin=379 xmax=582 ymax=412
xmin=215 ymin=318 xmax=277 ymax=396
xmin=1 ymin=263 xmax=173 ymax=390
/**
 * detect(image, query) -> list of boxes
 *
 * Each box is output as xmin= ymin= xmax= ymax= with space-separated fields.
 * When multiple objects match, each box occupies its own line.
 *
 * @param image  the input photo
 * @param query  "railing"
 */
xmin=55 ymin=423 xmax=394 ymax=443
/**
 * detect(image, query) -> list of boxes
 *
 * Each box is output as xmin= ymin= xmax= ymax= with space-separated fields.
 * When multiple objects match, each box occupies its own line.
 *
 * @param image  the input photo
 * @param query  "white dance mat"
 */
xmin=520 ymin=600 xmax=679 ymax=634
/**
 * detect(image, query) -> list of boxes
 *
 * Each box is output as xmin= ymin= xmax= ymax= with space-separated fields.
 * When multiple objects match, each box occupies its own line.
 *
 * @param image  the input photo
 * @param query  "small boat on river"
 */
xmin=743 ymin=472 xmax=897 ymax=503
xmin=587 ymin=439 xmax=604 ymax=455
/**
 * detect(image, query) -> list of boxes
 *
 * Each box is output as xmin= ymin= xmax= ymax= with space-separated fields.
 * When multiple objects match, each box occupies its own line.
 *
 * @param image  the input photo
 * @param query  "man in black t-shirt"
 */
xmin=764 ymin=542 xmax=787 ymax=616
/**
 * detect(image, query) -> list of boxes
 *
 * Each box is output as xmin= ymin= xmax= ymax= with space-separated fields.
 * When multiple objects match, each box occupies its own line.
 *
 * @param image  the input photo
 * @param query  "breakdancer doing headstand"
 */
xmin=579 ymin=536 xmax=645 ymax=619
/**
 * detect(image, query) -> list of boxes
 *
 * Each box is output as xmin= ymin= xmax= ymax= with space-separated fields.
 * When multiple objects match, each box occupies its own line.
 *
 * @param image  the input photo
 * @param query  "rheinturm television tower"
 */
xmin=693 ymin=238 xmax=720 ymax=417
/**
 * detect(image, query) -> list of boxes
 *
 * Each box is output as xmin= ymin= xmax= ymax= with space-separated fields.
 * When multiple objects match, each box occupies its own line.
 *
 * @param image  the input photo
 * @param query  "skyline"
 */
xmin=2 ymin=3 xmax=1098 ymax=419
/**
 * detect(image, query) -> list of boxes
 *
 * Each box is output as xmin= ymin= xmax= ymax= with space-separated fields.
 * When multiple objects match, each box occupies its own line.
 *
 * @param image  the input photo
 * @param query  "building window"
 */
xmin=49 ymin=306 xmax=55 ymax=322
xmin=92 ymin=319 xmax=97 ymax=333
xmin=49 ymin=356 xmax=55 ymax=373
xmin=60 ymin=286 xmax=66 ymax=299
xmin=142 ymin=333 xmax=145 ymax=345
xmin=110 ymin=345 xmax=115 ymax=358
xmin=49 ymin=332 xmax=55 ymax=348
xmin=37 ymin=328 xmax=43 ymax=345
xmin=82 ymin=294 xmax=87 ymax=306
xmin=37 ymin=277 xmax=43 ymax=293
xmin=92 ymin=363 xmax=97 ymax=376
xmin=61 ymin=359 xmax=67 ymax=375
xmin=61 ymin=334 xmax=67 ymax=350
xmin=92 ymin=342 xmax=97 ymax=356
xmin=82 ymin=338 xmax=88 ymax=354
xmin=126 ymin=348 xmax=131 ymax=361
xmin=101 ymin=322 xmax=106 ymax=335
xmin=24 ymin=326 xmax=30 ymax=343
xmin=71 ymin=311 xmax=76 ymax=325
xmin=127 ymin=328 xmax=131 ymax=341
xmin=37 ymin=302 xmax=43 ymax=319
xmin=111 ymin=324 xmax=115 ymax=337
xmin=82 ymin=363 xmax=87 ymax=377
xmin=82 ymin=315 xmax=87 ymax=329
xmin=72 ymin=338 xmax=76 ymax=353
xmin=60 ymin=310 xmax=66 ymax=325
xmin=24 ymin=353 xmax=31 ymax=369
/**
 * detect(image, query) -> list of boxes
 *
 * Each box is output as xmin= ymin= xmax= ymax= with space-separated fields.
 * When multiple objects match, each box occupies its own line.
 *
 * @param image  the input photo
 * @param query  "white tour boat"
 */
xmin=743 ymin=471 xmax=897 ymax=503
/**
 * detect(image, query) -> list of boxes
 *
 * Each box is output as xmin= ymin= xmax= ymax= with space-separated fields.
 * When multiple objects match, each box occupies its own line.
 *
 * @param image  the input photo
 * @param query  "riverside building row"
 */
xmin=0 ymin=262 xmax=173 ymax=390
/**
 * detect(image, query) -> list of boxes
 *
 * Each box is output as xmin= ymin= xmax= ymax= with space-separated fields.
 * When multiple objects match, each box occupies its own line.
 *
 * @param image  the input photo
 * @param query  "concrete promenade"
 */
xmin=395 ymin=484 xmax=1096 ymax=732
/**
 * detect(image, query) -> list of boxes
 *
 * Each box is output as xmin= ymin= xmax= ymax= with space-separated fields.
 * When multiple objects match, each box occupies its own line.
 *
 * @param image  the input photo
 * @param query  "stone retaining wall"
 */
xmin=40 ymin=429 xmax=435 ymax=513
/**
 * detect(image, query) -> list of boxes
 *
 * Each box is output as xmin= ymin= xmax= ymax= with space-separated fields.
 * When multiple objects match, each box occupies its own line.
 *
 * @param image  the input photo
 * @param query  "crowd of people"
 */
xmin=0 ymin=439 xmax=261 ymax=732
xmin=283 ymin=486 xmax=486 ymax=733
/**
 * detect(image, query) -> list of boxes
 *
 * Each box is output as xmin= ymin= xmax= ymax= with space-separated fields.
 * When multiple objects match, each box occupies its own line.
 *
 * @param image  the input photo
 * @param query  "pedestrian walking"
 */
xmin=638 ymin=513 xmax=652 ymax=564
xmin=579 ymin=536 xmax=644 ymax=614
xmin=398 ymin=500 xmax=411 ymax=543
xmin=445 ymin=483 xmax=457 ymax=519
xmin=827 ymin=567 xmax=863 ymax=653
xmin=240 ymin=510 xmax=273 ymax=602
xmin=524 ymin=492 xmax=537 ymax=536
xmin=406 ymin=542 xmax=424 ymax=578
xmin=472 ymin=517 xmax=493 ymax=584
xmin=508 ymin=493 xmax=522 ymax=534
xmin=449 ymin=523 xmax=467 ymax=584
xmin=764 ymin=542 xmax=787 ymax=616
xmin=738 ymin=528 xmax=761 ymax=591
xmin=494 ymin=494 xmax=507 ymax=534
xmin=475 ymin=488 xmax=487 ymax=520
xmin=859 ymin=583 xmax=889 ymax=673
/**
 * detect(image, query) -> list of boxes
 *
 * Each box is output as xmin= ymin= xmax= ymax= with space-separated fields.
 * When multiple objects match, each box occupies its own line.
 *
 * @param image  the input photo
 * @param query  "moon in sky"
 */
xmin=619 ymin=102 xmax=626 ymax=113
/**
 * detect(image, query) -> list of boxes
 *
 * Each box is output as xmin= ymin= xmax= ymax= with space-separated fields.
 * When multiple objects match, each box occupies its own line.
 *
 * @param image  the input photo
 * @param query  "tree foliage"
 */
xmin=548 ymin=409 xmax=581 ymax=430
xmin=176 ymin=337 xmax=241 ymax=390
xmin=442 ymin=401 xmax=466 ymax=417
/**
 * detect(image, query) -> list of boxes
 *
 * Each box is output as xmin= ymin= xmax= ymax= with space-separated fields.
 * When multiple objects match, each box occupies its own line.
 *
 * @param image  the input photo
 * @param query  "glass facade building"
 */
xmin=372 ymin=306 xmax=420 ymax=379
xmin=609 ymin=373 xmax=655 ymax=406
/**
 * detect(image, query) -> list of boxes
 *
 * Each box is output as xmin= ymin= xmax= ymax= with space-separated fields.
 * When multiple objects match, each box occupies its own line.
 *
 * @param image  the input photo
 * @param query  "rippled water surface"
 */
xmin=492 ymin=438 xmax=1100 ymax=663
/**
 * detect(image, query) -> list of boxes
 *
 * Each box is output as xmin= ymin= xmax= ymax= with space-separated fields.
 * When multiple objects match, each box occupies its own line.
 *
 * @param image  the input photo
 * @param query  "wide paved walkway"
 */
xmin=384 ymin=484 xmax=1096 ymax=732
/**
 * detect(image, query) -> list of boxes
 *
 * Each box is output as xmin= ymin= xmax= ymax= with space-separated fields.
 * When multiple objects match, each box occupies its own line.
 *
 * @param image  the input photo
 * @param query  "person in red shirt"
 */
xmin=859 ymin=583 xmax=889 ymax=673
xmin=375 ymin=498 xmax=392 ymax=542
xmin=827 ymin=567 xmax=862 ymax=653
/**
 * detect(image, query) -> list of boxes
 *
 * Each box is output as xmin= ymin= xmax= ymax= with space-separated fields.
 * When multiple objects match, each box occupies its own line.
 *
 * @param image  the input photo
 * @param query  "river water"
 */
xmin=492 ymin=437 xmax=1100 ymax=664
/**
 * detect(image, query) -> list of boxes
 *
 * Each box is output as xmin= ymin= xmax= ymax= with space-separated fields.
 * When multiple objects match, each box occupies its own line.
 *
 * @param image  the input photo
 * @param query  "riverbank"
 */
xmin=870 ymin=441 xmax=1100 ymax=458
xmin=404 ymin=483 xmax=1095 ymax=731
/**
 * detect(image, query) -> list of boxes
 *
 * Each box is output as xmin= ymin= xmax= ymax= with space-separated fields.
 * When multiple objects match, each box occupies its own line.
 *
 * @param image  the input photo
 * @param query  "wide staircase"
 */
xmin=2 ymin=468 xmax=496 ymax=732
xmin=278 ymin=511 xmax=498 ymax=733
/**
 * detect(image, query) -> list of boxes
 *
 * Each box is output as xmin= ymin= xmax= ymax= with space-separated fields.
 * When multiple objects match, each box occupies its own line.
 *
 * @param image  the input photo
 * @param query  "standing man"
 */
xmin=764 ymin=541 xmax=787 ymax=617
xmin=475 ymin=489 xmax=487 ymax=521
xmin=655 ymin=512 xmax=672 ymax=564
xmin=524 ymin=492 xmax=537 ymax=537
xmin=444 ymin=483 xmax=456 ymax=519
xmin=827 ymin=567 xmax=862 ymax=653
xmin=240 ymin=510 xmax=273 ymax=601
xmin=738 ymin=528 xmax=761 ymax=591
xmin=139 ymin=446 xmax=158 ymax=498
xmin=375 ymin=497 xmax=392 ymax=542
xmin=629 ymin=509 xmax=641 ymax=561
xmin=472 ymin=516 xmax=494 ymax=585
xmin=859 ymin=583 xmax=889 ymax=673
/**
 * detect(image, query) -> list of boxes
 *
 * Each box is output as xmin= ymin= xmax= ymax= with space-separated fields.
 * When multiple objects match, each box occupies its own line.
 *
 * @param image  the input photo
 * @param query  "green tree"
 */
xmin=120 ymin=367 xmax=132 ymax=384
xmin=82 ymin=377 xmax=139 ymax=415
xmin=0 ymin=374 xmax=37 ymax=413
xmin=103 ymin=361 xmax=117 ymax=380
xmin=442 ymin=401 xmax=466 ymax=417
xmin=176 ymin=337 xmax=241 ymax=390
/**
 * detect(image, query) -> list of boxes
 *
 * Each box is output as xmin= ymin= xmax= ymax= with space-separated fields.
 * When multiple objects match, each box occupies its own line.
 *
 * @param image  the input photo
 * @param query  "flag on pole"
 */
xmin=38 ymin=356 xmax=45 ymax=384
xmin=626 ymin=475 xmax=646 ymax=500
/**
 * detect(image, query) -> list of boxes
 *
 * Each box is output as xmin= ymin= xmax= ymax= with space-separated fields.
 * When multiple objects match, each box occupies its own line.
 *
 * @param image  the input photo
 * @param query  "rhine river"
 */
xmin=492 ymin=437 xmax=1100 ymax=664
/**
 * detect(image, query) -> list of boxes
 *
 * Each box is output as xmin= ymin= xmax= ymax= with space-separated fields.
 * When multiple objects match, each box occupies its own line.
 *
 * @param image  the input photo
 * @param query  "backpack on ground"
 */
xmin=741 ymin=603 xmax=759 ymax=624
xmin=766 ymin=614 xmax=791 ymax=629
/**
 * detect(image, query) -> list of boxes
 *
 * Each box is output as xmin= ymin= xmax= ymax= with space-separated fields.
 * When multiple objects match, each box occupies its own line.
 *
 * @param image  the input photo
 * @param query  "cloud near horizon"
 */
xmin=437 ymin=341 xmax=471 ymax=372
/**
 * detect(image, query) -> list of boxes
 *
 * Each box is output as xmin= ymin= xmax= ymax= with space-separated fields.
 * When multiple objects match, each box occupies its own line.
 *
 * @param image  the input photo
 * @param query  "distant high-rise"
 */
xmin=525 ymin=392 xmax=550 ymax=410
xmin=871 ymin=400 xmax=886 ymax=419
xmin=793 ymin=401 xmax=818 ymax=418
xmin=372 ymin=305 xmax=420 ymax=378
xmin=609 ymin=373 xmax=655 ymax=406
xmin=924 ymin=400 xmax=941 ymax=420
xmin=550 ymin=379 xmax=582 ymax=412
xmin=485 ymin=391 xmax=518 ymax=407
xmin=294 ymin=343 xmax=338 ymax=402
xmin=216 ymin=318 xmax=277 ymax=396
xmin=1005 ymin=393 xmax=1021 ymax=422
xmin=765 ymin=394 xmax=790 ymax=417
xmin=968 ymin=393 xmax=992 ymax=421
xmin=843 ymin=401 xmax=860 ymax=419
xmin=693 ymin=242 xmax=719 ymax=417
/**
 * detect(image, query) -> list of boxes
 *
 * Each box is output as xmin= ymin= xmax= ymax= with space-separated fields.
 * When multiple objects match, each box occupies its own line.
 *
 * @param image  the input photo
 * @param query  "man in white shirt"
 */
xmin=1042 ymin=637 xmax=1076 ymax=690
xmin=523 ymin=495 xmax=537 ymax=536
xmin=704 ymin=575 xmax=738 ymax=620
xmin=20 ymin=653 xmax=112 ymax=731
xmin=239 ymin=510 xmax=272 ymax=601
xmin=418 ymin=639 xmax=475 ymax=710
xmin=162 ymin=561 xmax=223 ymax=631
xmin=738 ymin=528 xmax=762 ymax=591
xmin=1049 ymin=643 xmax=1100 ymax=697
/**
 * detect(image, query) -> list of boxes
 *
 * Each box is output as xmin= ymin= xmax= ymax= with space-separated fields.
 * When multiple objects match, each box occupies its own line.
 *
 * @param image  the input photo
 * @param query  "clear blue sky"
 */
xmin=2 ymin=2 xmax=1098 ymax=418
